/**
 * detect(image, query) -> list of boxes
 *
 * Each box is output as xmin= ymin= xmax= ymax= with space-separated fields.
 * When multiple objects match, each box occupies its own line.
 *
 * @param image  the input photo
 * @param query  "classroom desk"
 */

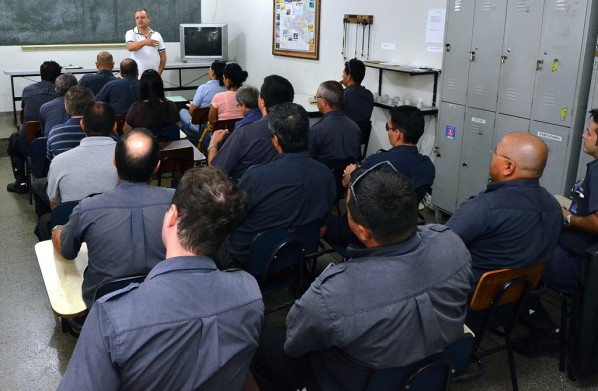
xmin=294 ymin=93 xmax=321 ymax=118
xmin=35 ymin=240 xmax=88 ymax=318
xmin=4 ymin=62 xmax=211 ymax=126
xmin=161 ymin=139 xmax=206 ymax=163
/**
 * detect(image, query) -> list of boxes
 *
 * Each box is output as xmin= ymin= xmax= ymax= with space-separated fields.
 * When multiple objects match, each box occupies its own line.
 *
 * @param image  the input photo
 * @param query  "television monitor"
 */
xmin=180 ymin=23 xmax=228 ymax=63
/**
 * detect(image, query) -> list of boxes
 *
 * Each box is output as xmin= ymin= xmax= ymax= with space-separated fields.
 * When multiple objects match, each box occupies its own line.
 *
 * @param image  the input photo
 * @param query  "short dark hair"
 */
xmin=268 ymin=102 xmax=309 ymax=153
xmin=83 ymin=102 xmax=115 ymax=137
xmin=390 ymin=105 xmax=425 ymax=144
xmin=40 ymin=61 xmax=62 ymax=83
xmin=135 ymin=7 xmax=149 ymax=17
xmin=120 ymin=58 xmax=138 ymax=77
xmin=347 ymin=165 xmax=417 ymax=245
xmin=344 ymin=58 xmax=366 ymax=84
xmin=317 ymin=80 xmax=344 ymax=109
xmin=223 ymin=63 xmax=248 ymax=90
xmin=171 ymin=167 xmax=247 ymax=257
xmin=55 ymin=73 xmax=78 ymax=96
xmin=211 ymin=60 xmax=227 ymax=87
xmin=236 ymin=85 xmax=259 ymax=109
xmin=260 ymin=75 xmax=294 ymax=112
xmin=96 ymin=51 xmax=114 ymax=64
xmin=115 ymin=128 xmax=159 ymax=182
xmin=65 ymin=85 xmax=95 ymax=116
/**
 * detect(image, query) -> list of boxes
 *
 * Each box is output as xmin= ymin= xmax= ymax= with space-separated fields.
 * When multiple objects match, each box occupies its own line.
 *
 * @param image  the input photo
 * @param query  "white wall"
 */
xmin=0 ymin=0 xmax=446 ymax=156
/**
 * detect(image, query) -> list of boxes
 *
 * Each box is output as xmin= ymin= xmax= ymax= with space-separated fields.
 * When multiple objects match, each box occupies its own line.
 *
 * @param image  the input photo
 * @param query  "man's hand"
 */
xmin=342 ymin=164 xmax=358 ymax=188
xmin=562 ymin=206 xmax=571 ymax=221
xmin=211 ymin=129 xmax=229 ymax=145
xmin=145 ymin=38 xmax=159 ymax=47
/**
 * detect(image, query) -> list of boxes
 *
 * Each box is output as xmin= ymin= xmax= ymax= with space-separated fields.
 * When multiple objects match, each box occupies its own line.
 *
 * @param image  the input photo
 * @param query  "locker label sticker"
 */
xmin=537 ymin=131 xmax=562 ymax=142
xmin=445 ymin=125 xmax=456 ymax=140
xmin=471 ymin=117 xmax=486 ymax=124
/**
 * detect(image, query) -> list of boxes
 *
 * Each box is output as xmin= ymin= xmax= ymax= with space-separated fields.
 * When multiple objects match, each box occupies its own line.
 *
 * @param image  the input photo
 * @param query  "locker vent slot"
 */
xmin=554 ymin=0 xmax=567 ymax=12
xmin=482 ymin=0 xmax=496 ymax=12
xmin=515 ymin=1 xmax=531 ymax=12
xmin=474 ymin=84 xmax=485 ymax=96
xmin=541 ymin=94 xmax=556 ymax=108
xmin=454 ymin=0 xmax=463 ymax=12
xmin=505 ymin=89 xmax=518 ymax=102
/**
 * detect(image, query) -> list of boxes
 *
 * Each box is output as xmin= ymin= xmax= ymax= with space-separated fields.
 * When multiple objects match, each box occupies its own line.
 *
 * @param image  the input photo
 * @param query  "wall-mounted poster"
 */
xmin=272 ymin=0 xmax=320 ymax=60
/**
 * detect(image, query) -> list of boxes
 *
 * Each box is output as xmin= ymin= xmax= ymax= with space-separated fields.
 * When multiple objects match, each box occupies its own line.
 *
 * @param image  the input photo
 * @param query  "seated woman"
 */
xmin=208 ymin=63 xmax=247 ymax=126
xmin=179 ymin=60 xmax=227 ymax=139
xmin=124 ymin=70 xmax=180 ymax=141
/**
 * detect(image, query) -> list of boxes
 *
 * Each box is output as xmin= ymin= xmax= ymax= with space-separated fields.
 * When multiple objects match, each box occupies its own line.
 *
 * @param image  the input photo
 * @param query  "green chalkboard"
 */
xmin=0 ymin=1 xmax=201 ymax=45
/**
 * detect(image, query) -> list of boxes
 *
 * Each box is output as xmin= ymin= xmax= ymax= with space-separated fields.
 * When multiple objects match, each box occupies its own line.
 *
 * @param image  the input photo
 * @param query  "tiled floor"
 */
xmin=0 ymin=129 xmax=597 ymax=389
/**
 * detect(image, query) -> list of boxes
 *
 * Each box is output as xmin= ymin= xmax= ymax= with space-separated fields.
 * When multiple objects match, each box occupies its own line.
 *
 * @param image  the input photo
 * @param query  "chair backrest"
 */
xmin=213 ymin=117 xmax=243 ymax=132
xmin=247 ymin=221 xmax=321 ymax=290
xmin=157 ymin=146 xmax=194 ymax=185
xmin=470 ymin=263 xmax=545 ymax=311
xmin=356 ymin=120 xmax=372 ymax=160
xmin=93 ymin=274 xmax=147 ymax=302
xmin=191 ymin=107 xmax=211 ymax=125
xmin=24 ymin=120 xmax=42 ymax=141
xmin=50 ymin=201 xmax=80 ymax=229
xmin=323 ymin=157 xmax=357 ymax=203
xmin=29 ymin=137 xmax=49 ymax=179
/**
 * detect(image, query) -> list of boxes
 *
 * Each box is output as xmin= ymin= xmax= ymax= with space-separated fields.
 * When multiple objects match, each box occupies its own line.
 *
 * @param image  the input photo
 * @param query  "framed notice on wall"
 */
xmin=272 ymin=0 xmax=320 ymax=60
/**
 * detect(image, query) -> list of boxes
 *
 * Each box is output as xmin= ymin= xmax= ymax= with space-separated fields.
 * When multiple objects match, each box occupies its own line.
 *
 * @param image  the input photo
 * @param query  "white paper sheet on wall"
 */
xmin=425 ymin=9 xmax=446 ymax=44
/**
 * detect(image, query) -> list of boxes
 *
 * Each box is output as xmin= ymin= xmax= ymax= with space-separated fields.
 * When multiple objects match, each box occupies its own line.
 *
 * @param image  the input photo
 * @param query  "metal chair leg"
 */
xmin=505 ymin=336 xmax=519 ymax=391
xmin=559 ymin=292 xmax=568 ymax=373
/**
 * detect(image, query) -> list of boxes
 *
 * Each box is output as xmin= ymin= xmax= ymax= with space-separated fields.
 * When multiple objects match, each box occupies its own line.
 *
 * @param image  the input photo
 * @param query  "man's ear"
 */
xmin=165 ymin=204 xmax=178 ymax=228
xmin=152 ymin=160 xmax=161 ymax=177
xmin=503 ymin=160 xmax=516 ymax=178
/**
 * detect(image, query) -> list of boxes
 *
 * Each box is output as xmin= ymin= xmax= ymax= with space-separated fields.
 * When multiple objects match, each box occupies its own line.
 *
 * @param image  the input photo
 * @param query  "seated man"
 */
xmin=40 ymin=73 xmax=78 ymax=136
xmin=341 ymin=58 xmax=374 ymax=124
xmin=7 ymin=60 xmax=61 ymax=194
xmin=79 ymin=51 xmax=117 ymax=95
xmin=35 ymin=102 xmax=118 ymax=240
xmin=251 ymin=164 xmax=472 ymax=390
xmin=223 ymin=102 xmax=336 ymax=268
xmin=324 ymin=105 xmax=435 ymax=248
xmin=95 ymin=58 xmax=140 ymax=115
xmin=309 ymin=80 xmax=361 ymax=163
xmin=52 ymin=128 xmax=175 ymax=309
xmin=208 ymin=75 xmax=294 ymax=182
xmin=446 ymin=132 xmax=562 ymax=284
xmin=515 ymin=111 xmax=598 ymax=356
xmin=58 ymin=167 xmax=264 ymax=391
xmin=47 ymin=85 xmax=95 ymax=160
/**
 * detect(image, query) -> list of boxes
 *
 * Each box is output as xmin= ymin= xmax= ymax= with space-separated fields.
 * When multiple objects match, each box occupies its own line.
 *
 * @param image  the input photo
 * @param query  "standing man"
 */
xmin=57 ymin=167 xmax=263 ymax=391
xmin=308 ymin=80 xmax=362 ymax=164
xmin=79 ymin=51 xmax=117 ymax=95
xmin=125 ymin=8 xmax=166 ymax=76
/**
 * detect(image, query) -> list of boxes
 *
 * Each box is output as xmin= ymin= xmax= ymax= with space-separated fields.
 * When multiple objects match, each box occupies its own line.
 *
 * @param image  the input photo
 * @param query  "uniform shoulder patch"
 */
xmin=96 ymin=283 xmax=140 ymax=303
xmin=428 ymin=224 xmax=449 ymax=232
xmin=318 ymin=263 xmax=346 ymax=283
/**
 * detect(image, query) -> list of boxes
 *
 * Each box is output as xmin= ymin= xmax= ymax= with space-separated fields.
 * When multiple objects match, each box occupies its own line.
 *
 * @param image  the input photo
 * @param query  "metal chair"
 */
xmin=156 ymin=146 xmax=194 ymax=187
xmin=356 ymin=120 xmax=372 ymax=162
xmin=322 ymin=157 xmax=357 ymax=214
xmin=464 ymin=263 xmax=545 ymax=391
xmin=198 ymin=117 xmax=243 ymax=152
xmin=94 ymin=274 xmax=147 ymax=302
xmin=26 ymin=136 xmax=49 ymax=204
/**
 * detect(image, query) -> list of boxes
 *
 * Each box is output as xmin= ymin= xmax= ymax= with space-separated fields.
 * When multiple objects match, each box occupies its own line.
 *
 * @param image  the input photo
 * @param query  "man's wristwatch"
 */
xmin=51 ymin=224 xmax=62 ymax=233
xmin=207 ymin=144 xmax=217 ymax=152
xmin=564 ymin=214 xmax=572 ymax=226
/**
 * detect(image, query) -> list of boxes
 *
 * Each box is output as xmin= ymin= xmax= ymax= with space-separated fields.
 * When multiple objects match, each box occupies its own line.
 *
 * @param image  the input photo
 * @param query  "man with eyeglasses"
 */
xmin=446 ymin=132 xmax=561 ymax=286
xmin=514 ymin=111 xmax=598 ymax=356
xmin=250 ymin=163 xmax=472 ymax=390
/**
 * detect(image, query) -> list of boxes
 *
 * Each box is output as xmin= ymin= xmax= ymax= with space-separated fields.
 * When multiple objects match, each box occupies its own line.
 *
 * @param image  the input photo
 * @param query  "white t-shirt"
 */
xmin=125 ymin=27 xmax=166 ymax=76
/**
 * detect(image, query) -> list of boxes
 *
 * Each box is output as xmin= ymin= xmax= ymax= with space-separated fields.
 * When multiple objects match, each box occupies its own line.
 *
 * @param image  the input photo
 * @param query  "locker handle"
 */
xmin=536 ymin=59 xmax=544 ymax=71
xmin=445 ymin=43 xmax=451 ymax=53
xmin=462 ymin=162 xmax=468 ymax=167
xmin=469 ymin=51 xmax=476 ymax=62
xmin=500 ymin=55 xmax=507 ymax=64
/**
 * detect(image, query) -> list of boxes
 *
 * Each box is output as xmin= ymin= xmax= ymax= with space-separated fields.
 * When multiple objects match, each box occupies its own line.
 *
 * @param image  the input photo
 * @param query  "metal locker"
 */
xmin=531 ymin=0 xmax=588 ymax=126
xmin=433 ymin=102 xmax=466 ymax=213
xmin=531 ymin=122 xmax=571 ymax=193
xmin=497 ymin=0 xmax=543 ymax=119
xmin=466 ymin=0 xmax=507 ymax=112
xmin=456 ymin=108 xmax=496 ymax=206
xmin=493 ymin=114 xmax=531 ymax=148
xmin=439 ymin=0 xmax=475 ymax=106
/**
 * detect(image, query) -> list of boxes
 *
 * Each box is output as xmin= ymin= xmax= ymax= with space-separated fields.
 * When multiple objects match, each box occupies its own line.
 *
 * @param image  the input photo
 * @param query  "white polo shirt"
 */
xmin=125 ymin=26 xmax=166 ymax=76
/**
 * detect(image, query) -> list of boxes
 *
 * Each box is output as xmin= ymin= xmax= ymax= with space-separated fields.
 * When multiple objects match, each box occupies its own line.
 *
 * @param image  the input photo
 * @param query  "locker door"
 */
xmin=466 ymin=0 xmax=507 ymax=112
xmin=433 ymin=102 xmax=466 ymax=213
xmin=440 ymin=0 xmax=475 ymax=106
xmin=493 ymin=114 xmax=531 ymax=147
xmin=531 ymin=122 xmax=571 ymax=194
xmin=497 ymin=0 xmax=543 ymax=119
xmin=457 ymin=108 xmax=496 ymax=206
xmin=532 ymin=0 xmax=588 ymax=126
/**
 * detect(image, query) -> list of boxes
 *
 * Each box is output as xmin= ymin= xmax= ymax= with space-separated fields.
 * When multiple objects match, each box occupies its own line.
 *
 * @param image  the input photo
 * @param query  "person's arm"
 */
xmin=57 ymin=304 xmax=120 ymax=391
xmin=51 ymin=225 xmax=63 ymax=252
xmin=123 ymin=122 xmax=132 ymax=133
xmin=341 ymin=164 xmax=358 ymax=188
xmin=55 ymin=204 xmax=83 ymax=259
xmin=188 ymin=103 xmax=198 ymax=115
xmin=445 ymin=196 xmax=490 ymax=245
xmin=207 ymin=129 xmax=229 ymax=166
xmin=158 ymin=50 xmax=166 ymax=75
xmin=563 ymin=207 xmax=598 ymax=235
xmin=126 ymin=38 xmax=156 ymax=52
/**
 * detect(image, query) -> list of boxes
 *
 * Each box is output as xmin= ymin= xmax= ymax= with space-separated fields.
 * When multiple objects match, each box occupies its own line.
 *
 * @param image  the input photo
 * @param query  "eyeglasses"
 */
xmin=490 ymin=147 xmax=513 ymax=162
xmin=315 ymin=95 xmax=324 ymax=100
xmin=385 ymin=123 xmax=398 ymax=132
xmin=349 ymin=161 xmax=397 ymax=213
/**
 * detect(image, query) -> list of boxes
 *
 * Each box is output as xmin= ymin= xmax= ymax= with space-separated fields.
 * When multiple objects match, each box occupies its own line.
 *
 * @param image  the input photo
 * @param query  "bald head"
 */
xmin=96 ymin=51 xmax=114 ymax=71
xmin=491 ymin=132 xmax=548 ymax=181
xmin=115 ymin=128 xmax=160 ymax=182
